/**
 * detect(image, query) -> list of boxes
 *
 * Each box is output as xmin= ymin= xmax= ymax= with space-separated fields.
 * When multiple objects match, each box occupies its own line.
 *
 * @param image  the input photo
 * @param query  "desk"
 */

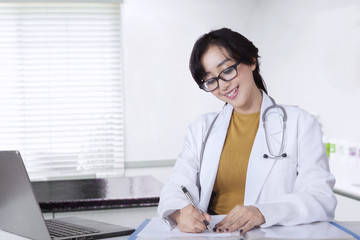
xmin=1 ymin=206 xmax=360 ymax=239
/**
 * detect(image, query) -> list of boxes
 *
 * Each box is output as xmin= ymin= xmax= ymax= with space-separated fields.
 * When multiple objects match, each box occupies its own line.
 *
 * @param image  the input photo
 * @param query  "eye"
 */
xmin=222 ymin=67 xmax=235 ymax=76
xmin=205 ymin=78 xmax=217 ymax=85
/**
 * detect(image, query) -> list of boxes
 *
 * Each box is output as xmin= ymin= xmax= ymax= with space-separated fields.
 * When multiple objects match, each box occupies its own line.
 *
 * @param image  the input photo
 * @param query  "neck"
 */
xmin=233 ymin=89 xmax=263 ymax=114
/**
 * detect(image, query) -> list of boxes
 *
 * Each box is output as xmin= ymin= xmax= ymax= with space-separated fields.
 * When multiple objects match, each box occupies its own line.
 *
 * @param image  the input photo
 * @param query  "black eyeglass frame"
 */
xmin=199 ymin=62 xmax=242 ymax=92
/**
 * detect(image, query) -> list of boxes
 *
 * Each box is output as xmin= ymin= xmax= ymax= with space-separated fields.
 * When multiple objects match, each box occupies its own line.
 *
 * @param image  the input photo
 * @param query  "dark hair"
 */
xmin=189 ymin=28 xmax=267 ymax=94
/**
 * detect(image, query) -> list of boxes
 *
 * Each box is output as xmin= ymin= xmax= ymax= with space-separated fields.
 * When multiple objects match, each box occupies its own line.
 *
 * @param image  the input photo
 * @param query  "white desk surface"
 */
xmin=1 ymin=206 xmax=360 ymax=240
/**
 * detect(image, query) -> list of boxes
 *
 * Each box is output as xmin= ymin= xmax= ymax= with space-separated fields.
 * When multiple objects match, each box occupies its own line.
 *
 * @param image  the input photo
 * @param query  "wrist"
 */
xmin=169 ymin=210 xmax=180 ymax=224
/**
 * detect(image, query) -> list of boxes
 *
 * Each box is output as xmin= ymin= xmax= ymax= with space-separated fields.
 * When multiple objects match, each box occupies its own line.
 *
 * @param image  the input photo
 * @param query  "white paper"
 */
xmin=137 ymin=215 xmax=243 ymax=239
xmin=137 ymin=216 xmax=354 ymax=240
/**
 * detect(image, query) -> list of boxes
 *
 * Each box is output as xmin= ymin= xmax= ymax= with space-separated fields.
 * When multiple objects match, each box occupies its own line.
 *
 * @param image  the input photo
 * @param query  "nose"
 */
xmin=218 ymin=79 xmax=231 ymax=91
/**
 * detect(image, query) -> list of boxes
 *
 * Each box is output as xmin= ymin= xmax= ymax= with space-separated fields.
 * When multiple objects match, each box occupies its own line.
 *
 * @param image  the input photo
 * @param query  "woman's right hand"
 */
xmin=169 ymin=204 xmax=211 ymax=233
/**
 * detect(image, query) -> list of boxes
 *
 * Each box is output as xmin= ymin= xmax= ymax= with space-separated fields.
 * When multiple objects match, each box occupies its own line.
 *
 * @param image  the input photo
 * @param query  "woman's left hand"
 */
xmin=214 ymin=205 xmax=265 ymax=234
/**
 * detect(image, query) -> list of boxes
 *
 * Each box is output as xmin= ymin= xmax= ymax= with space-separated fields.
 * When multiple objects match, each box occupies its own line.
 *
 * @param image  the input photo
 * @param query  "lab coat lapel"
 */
xmin=198 ymin=104 xmax=233 ymax=211
xmin=198 ymin=93 xmax=284 ymax=209
xmin=244 ymin=93 xmax=281 ymax=205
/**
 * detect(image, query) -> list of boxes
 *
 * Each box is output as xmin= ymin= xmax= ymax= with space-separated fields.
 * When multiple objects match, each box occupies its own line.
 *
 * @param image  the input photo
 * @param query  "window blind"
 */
xmin=0 ymin=2 xmax=124 ymax=181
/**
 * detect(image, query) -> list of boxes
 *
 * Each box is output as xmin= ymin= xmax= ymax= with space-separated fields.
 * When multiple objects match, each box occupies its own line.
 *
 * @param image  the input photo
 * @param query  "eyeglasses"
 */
xmin=200 ymin=62 xmax=241 ymax=92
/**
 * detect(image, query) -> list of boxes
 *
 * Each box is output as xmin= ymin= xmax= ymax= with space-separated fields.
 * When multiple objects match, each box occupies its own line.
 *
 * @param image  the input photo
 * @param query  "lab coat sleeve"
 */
xmin=255 ymin=111 xmax=337 ymax=227
xmin=157 ymin=115 xmax=207 ymax=219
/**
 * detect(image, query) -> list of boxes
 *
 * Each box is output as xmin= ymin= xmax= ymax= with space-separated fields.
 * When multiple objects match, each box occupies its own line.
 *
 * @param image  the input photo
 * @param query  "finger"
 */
xmin=189 ymin=221 xmax=207 ymax=232
xmin=180 ymin=216 xmax=207 ymax=233
xmin=189 ymin=208 xmax=211 ymax=228
xmin=177 ymin=205 xmax=209 ymax=233
xmin=214 ymin=215 xmax=230 ymax=230
xmin=216 ymin=205 xmax=244 ymax=225
xmin=219 ymin=218 xmax=246 ymax=233
xmin=193 ymin=212 xmax=210 ymax=228
xmin=215 ymin=213 xmax=245 ymax=232
xmin=226 ymin=218 xmax=247 ymax=232
xmin=191 ymin=212 xmax=209 ymax=231
xmin=203 ymin=212 xmax=211 ymax=222
xmin=240 ymin=220 xmax=256 ymax=234
xmin=186 ymin=206 xmax=206 ymax=222
xmin=215 ymin=218 xmax=236 ymax=233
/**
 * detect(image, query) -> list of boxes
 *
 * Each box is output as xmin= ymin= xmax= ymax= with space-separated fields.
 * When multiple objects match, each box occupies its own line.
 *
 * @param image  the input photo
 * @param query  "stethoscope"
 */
xmin=199 ymin=96 xmax=288 ymax=170
xmin=262 ymin=96 xmax=288 ymax=159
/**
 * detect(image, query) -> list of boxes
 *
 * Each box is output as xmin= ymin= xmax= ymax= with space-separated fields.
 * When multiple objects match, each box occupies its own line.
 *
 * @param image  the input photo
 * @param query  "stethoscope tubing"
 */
xmin=262 ymin=96 xmax=287 ymax=159
xmin=199 ymin=96 xmax=288 ymax=172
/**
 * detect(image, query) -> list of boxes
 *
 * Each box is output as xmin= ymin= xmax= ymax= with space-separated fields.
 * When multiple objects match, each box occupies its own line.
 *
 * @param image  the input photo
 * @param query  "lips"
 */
xmin=225 ymin=87 xmax=238 ymax=99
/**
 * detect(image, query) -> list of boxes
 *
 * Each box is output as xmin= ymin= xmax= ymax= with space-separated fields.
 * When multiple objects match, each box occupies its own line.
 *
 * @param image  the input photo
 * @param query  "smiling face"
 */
xmin=201 ymin=45 xmax=263 ymax=114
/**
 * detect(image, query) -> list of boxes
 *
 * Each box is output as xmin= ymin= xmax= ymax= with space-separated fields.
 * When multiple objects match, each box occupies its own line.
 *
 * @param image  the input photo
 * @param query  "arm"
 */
xmin=157 ymin=125 xmax=200 ymax=219
xmin=157 ymin=115 xmax=213 ymax=232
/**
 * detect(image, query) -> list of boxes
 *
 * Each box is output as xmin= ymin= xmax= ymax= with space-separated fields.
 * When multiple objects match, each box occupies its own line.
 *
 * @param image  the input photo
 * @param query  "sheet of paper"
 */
xmin=245 ymin=221 xmax=354 ymax=240
xmin=137 ymin=215 xmax=243 ymax=239
xmin=137 ymin=216 xmax=355 ymax=240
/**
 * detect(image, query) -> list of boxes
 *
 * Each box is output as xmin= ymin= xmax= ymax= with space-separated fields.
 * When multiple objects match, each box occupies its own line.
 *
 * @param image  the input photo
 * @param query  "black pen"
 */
xmin=181 ymin=185 xmax=213 ymax=232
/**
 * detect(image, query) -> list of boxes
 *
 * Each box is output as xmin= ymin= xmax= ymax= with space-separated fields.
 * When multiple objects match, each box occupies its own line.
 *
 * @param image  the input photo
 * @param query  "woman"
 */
xmin=157 ymin=28 xmax=336 ymax=234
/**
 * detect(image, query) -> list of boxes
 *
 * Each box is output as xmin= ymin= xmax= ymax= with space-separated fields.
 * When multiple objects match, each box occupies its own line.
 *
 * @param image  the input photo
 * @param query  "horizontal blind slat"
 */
xmin=0 ymin=2 xmax=124 ymax=180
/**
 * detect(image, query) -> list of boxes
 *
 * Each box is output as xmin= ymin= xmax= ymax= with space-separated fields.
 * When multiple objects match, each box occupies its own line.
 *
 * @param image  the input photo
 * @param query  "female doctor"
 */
xmin=157 ymin=28 xmax=336 ymax=234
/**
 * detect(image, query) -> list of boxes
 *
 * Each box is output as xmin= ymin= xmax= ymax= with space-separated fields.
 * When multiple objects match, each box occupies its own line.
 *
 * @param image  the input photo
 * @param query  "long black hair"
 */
xmin=189 ymin=28 xmax=267 ymax=94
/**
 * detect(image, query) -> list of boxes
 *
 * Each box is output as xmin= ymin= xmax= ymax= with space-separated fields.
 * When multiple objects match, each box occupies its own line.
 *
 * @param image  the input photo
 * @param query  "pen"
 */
xmin=181 ymin=185 xmax=213 ymax=232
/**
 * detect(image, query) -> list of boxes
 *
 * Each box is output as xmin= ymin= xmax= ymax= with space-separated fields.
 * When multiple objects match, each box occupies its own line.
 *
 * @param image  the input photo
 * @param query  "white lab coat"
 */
xmin=157 ymin=92 xmax=336 ymax=227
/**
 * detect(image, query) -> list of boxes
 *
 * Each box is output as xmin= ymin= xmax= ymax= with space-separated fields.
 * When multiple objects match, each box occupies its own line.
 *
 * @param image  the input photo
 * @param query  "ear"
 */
xmin=251 ymin=63 xmax=256 ymax=71
xmin=251 ymin=58 xmax=257 ymax=71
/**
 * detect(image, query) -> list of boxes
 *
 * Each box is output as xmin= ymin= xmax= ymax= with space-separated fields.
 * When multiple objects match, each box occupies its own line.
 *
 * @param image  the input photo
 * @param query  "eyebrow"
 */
xmin=216 ymin=58 xmax=230 ymax=68
xmin=203 ymin=58 xmax=231 ymax=77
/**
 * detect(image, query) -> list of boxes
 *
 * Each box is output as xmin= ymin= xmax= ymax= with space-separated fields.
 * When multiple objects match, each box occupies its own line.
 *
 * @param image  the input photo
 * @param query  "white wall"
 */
xmin=121 ymin=0 xmax=360 ymax=162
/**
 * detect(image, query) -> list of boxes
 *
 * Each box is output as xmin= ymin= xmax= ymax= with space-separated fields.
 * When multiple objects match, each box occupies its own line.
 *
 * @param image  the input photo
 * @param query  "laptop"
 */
xmin=0 ymin=151 xmax=135 ymax=240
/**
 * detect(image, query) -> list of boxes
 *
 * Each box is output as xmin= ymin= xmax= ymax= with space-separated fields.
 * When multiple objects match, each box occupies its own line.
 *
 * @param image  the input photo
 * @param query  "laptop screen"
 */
xmin=0 ymin=151 xmax=135 ymax=240
xmin=0 ymin=151 xmax=52 ymax=239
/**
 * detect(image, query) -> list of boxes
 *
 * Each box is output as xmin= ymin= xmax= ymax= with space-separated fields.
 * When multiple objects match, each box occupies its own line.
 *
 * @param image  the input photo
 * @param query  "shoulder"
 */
xmin=283 ymin=104 xmax=316 ymax=119
xmin=189 ymin=111 xmax=221 ymax=132
xmin=189 ymin=103 xmax=232 ymax=130
xmin=282 ymin=104 xmax=319 ymax=127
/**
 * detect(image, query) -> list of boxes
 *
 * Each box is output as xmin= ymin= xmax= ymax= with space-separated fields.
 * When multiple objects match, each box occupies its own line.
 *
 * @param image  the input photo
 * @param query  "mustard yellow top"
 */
xmin=210 ymin=111 xmax=260 ymax=214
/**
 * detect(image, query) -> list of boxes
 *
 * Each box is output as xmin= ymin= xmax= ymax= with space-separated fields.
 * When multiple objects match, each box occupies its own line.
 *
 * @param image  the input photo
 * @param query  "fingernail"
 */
xmin=240 ymin=229 xmax=243 ymax=233
xmin=225 ymin=228 xmax=229 ymax=232
xmin=213 ymin=227 xmax=217 ymax=231
xmin=218 ymin=228 xmax=223 ymax=232
xmin=203 ymin=220 xmax=210 ymax=226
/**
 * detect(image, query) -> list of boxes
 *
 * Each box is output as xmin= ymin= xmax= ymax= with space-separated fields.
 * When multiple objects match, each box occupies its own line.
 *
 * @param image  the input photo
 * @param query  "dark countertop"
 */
xmin=32 ymin=175 xmax=163 ymax=213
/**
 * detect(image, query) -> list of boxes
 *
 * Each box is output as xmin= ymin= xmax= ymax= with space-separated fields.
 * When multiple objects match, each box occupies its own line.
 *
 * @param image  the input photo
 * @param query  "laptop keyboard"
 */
xmin=46 ymin=219 xmax=100 ymax=238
